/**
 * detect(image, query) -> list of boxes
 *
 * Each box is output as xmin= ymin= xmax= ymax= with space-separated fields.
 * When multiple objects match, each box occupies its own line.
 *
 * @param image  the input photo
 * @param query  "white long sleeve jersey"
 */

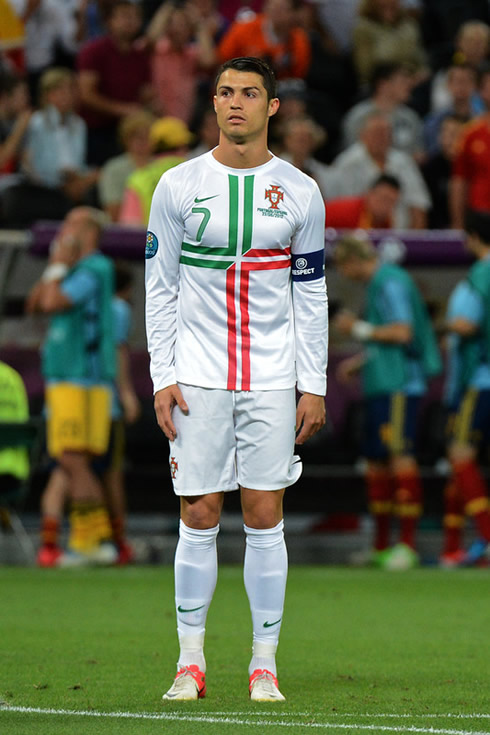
xmin=145 ymin=151 xmax=328 ymax=395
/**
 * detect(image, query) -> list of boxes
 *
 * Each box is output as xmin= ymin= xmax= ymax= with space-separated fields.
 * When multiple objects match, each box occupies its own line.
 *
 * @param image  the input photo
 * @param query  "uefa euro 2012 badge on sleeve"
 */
xmin=145 ymin=231 xmax=159 ymax=259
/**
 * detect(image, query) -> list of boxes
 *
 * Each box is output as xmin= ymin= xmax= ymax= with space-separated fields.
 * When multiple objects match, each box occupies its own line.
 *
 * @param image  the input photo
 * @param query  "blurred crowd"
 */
xmin=3 ymin=0 xmax=490 ymax=570
xmin=1 ymin=0 xmax=490 ymax=230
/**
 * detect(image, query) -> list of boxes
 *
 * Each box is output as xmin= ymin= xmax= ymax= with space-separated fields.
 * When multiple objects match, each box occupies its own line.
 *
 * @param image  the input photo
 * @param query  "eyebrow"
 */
xmin=218 ymin=85 xmax=262 ymax=94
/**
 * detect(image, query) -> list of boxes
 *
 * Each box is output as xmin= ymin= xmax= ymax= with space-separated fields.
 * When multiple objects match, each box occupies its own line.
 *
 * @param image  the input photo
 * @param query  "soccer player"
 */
xmin=145 ymin=56 xmax=328 ymax=701
xmin=35 ymin=262 xmax=140 ymax=567
xmin=333 ymin=235 xmax=441 ymax=570
xmin=440 ymin=209 xmax=490 ymax=566
xmin=27 ymin=206 xmax=117 ymax=566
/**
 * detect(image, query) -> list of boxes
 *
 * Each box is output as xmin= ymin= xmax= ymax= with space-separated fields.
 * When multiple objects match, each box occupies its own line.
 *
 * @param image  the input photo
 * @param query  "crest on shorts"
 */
xmin=170 ymin=456 xmax=179 ymax=479
xmin=265 ymin=185 xmax=284 ymax=210
xmin=145 ymin=231 xmax=158 ymax=259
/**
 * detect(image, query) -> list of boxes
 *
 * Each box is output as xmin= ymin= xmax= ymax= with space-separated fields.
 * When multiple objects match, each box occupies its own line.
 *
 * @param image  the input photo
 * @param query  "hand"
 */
xmin=295 ymin=392 xmax=325 ymax=445
xmin=336 ymin=355 xmax=363 ymax=384
xmin=49 ymin=235 xmax=80 ymax=267
xmin=333 ymin=309 xmax=357 ymax=336
xmin=154 ymin=384 xmax=189 ymax=441
xmin=121 ymin=390 xmax=141 ymax=424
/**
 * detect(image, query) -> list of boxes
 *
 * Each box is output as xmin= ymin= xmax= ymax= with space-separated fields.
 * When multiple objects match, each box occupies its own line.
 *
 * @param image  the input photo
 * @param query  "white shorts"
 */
xmin=168 ymin=384 xmax=302 ymax=496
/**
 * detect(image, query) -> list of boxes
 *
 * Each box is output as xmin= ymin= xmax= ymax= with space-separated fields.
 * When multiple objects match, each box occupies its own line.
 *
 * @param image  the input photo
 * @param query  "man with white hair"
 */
xmin=331 ymin=111 xmax=431 ymax=228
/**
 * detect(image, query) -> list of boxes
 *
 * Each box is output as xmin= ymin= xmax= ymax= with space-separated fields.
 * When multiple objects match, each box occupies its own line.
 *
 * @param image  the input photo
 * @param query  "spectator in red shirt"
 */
xmin=77 ymin=0 xmax=155 ymax=166
xmin=217 ymin=0 xmax=311 ymax=80
xmin=326 ymin=174 xmax=401 ymax=229
xmin=450 ymin=63 xmax=490 ymax=229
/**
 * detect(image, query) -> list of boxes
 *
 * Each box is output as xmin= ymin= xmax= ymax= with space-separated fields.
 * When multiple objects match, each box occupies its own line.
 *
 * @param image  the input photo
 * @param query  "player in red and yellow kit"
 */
xmin=450 ymin=64 xmax=490 ymax=228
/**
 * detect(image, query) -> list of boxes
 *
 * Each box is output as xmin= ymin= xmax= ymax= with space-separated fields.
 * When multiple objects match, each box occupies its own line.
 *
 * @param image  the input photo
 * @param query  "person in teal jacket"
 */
xmin=333 ymin=235 xmax=441 ymax=570
xmin=27 ymin=206 xmax=117 ymax=567
xmin=440 ymin=209 xmax=490 ymax=567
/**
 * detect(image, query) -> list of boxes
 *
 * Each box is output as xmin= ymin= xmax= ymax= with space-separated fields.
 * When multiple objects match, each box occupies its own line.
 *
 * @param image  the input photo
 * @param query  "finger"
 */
xmin=176 ymin=395 xmax=189 ymax=414
xmin=161 ymin=415 xmax=177 ymax=441
xmin=155 ymin=402 xmax=177 ymax=441
xmin=295 ymin=421 xmax=311 ymax=445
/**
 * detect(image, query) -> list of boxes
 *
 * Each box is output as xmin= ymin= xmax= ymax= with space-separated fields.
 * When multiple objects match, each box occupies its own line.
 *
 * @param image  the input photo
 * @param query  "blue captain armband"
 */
xmin=291 ymin=249 xmax=325 ymax=281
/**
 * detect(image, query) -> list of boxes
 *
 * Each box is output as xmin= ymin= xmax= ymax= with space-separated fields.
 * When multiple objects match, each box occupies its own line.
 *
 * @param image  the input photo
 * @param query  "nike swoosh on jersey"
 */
xmin=194 ymin=195 xmax=219 ymax=203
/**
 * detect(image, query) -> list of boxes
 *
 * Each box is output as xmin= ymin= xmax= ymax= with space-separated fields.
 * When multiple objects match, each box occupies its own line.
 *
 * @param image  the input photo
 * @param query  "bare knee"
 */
xmin=180 ymin=493 xmax=224 ymax=529
xmin=241 ymin=487 xmax=284 ymax=529
xmin=448 ymin=442 xmax=476 ymax=466
xmin=391 ymin=454 xmax=418 ymax=475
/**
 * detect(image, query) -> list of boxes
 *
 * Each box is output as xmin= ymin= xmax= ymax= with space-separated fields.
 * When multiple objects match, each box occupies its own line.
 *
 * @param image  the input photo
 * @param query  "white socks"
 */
xmin=243 ymin=520 xmax=288 ymax=676
xmin=173 ymin=519 xmax=287 ymax=678
xmin=174 ymin=520 xmax=219 ymax=672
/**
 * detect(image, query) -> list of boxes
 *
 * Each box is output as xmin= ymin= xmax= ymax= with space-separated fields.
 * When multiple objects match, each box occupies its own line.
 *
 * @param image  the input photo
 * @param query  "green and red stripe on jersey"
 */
xmin=180 ymin=173 xmax=291 ymax=390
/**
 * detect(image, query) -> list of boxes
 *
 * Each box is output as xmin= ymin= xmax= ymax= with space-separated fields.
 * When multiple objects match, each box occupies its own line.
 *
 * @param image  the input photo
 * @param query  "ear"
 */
xmin=268 ymin=97 xmax=280 ymax=118
xmin=213 ymin=95 xmax=217 ymax=113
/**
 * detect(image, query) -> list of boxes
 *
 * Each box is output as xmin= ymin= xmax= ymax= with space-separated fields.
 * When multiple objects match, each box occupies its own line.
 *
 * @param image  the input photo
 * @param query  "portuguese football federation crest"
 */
xmin=265 ymin=185 xmax=284 ymax=210
xmin=170 ymin=456 xmax=179 ymax=479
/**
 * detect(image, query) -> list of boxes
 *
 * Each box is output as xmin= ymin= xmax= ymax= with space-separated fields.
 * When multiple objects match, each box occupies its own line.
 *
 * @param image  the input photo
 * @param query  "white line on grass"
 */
xmin=2 ymin=706 xmax=490 ymax=735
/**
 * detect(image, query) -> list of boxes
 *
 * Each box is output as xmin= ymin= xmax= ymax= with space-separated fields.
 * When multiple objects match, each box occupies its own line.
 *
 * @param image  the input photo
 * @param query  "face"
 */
xmin=265 ymin=0 xmax=296 ymax=35
xmin=447 ymin=67 xmax=476 ymax=102
xmin=108 ymin=4 xmax=142 ymax=41
xmin=126 ymin=125 xmax=153 ymax=156
xmin=167 ymin=8 xmax=193 ymax=47
xmin=47 ymin=79 xmax=75 ymax=114
xmin=361 ymin=117 xmax=392 ymax=158
xmin=214 ymin=69 xmax=279 ymax=144
xmin=387 ymin=71 xmax=412 ymax=103
xmin=458 ymin=28 xmax=489 ymax=66
xmin=336 ymin=257 xmax=366 ymax=282
xmin=374 ymin=0 xmax=399 ymax=24
xmin=58 ymin=208 xmax=96 ymax=256
xmin=439 ymin=118 xmax=463 ymax=159
xmin=367 ymin=183 xmax=399 ymax=222
xmin=284 ymin=121 xmax=318 ymax=158
xmin=9 ymin=82 xmax=30 ymax=115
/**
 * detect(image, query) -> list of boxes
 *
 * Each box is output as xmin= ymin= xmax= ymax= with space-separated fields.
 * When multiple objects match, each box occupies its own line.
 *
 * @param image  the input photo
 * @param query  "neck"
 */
xmin=212 ymin=134 xmax=272 ymax=169
xmin=453 ymin=99 xmax=471 ymax=115
xmin=131 ymin=152 xmax=152 ymax=167
xmin=477 ymin=246 xmax=490 ymax=260
xmin=373 ymin=92 xmax=395 ymax=110
xmin=369 ymin=152 xmax=386 ymax=168
xmin=113 ymin=35 xmax=132 ymax=52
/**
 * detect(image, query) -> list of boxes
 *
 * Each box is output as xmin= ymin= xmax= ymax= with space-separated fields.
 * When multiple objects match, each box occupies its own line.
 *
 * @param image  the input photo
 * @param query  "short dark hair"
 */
xmin=369 ymin=62 xmax=406 ymax=93
xmin=0 ymin=70 xmax=24 ymax=97
xmin=465 ymin=208 xmax=490 ymax=244
xmin=371 ymin=173 xmax=401 ymax=191
xmin=106 ymin=0 xmax=140 ymax=20
xmin=215 ymin=57 xmax=277 ymax=101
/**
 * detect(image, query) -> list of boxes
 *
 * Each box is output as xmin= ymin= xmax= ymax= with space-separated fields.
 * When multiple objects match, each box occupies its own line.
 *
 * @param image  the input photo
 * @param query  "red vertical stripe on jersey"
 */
xmin=226 ymin=265 xmax=237 ymax=390
xmin=240 ymin=270 xmax=251 ymax=390
xmin=237 ymin=258 xmax=291 ymax=390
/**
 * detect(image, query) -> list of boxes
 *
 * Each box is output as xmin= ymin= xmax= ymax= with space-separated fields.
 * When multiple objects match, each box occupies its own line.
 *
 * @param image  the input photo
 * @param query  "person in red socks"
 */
xmin=36 ymin=262 xmax=140 ymax=567
xmin=333 ymin=235 xmax=441 ymax=569
xmin=440 ymin=209 xmax=490 ymax=566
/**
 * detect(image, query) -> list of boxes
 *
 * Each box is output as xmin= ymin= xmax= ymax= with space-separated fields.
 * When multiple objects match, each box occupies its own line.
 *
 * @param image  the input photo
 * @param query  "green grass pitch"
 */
xmin=1 ymin=565 xmax=490 ymax=734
